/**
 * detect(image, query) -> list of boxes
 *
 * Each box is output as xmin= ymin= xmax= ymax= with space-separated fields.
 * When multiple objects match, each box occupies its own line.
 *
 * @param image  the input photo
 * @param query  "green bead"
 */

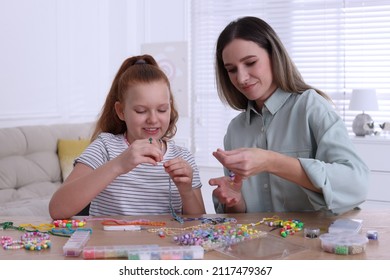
xmin=335 ymin=246 xmax=349 ymax=255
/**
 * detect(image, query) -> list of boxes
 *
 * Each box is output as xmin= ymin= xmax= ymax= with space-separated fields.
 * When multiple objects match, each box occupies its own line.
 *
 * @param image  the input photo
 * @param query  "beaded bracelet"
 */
xmin=24 ymin=240 xmax=51 ymax=251
xmin=53 ymin=219 xmax=86 ymax=228
xmin=21 ymin=231 xmax=50 ymax=242
xmin=3 ymin=240 xmax=24 ymax=250
xmin=1 ymin=236 xmax=12 ymax=246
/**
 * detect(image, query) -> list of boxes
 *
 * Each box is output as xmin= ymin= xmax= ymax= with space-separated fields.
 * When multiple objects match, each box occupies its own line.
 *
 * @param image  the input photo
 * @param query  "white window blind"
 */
xmin=191 ymin=0 xmax=390 ymax=167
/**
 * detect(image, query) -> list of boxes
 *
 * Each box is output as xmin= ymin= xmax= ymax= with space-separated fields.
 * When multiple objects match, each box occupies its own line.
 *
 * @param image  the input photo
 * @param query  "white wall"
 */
xmin=0 ymin=0 xmax=189 ymax=131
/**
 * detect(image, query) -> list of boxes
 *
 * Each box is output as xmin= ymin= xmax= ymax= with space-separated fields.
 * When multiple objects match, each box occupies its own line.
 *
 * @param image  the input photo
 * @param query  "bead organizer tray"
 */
xmin=319 ymin=233 xmax=368 ymax=255
xmin=127 ymin=245 xmax=204 ymax=260
xmin=63 ymin=230 xmax=91 ymax=257
xmin=328 ymin=219 xmax=362 ymax=234
xmin=82 ymin=245 xmax=204 ymax=260
xmin=83 ymin=245 xmax=159 ymax=259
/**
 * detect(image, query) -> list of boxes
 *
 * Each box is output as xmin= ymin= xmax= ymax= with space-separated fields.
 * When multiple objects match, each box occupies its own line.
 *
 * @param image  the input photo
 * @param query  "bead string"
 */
xmin=52 ymin=219 xmax=87 ymax=228
xmin=123 ymin=133 xmax=178 ymax=222
xmin=168 ymin=178 xmax=184 ymax=224
xmin=148 ymin=223 xmax=213 ymax=237
xmin=1 ymin=237 xmax=24 ymax=250
xmin=182 ymin=217 xmax=237 ymax=224
xmin=21 ymin=231 xmax=50 ymax=242
xmin=149 ymin=217 xmax=273 ymax=238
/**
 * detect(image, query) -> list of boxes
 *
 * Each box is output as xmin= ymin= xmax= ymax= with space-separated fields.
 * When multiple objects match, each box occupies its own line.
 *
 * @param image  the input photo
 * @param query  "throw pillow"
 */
xmin=58 ymin=139 xmax=90 ymax=181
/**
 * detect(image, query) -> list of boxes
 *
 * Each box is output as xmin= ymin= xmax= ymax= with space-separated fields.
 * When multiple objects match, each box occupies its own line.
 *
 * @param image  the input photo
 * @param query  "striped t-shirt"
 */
xmin=75 ymin=132 xmax=202 ymax=216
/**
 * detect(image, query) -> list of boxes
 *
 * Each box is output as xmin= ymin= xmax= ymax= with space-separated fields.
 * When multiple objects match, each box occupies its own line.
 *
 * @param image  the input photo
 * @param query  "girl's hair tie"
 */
xmin=134 ymin=59 xmax=147 ymax=65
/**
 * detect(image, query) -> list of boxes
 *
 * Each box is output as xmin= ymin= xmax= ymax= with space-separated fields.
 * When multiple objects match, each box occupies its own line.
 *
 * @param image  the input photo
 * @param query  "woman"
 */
xmin=209 ymin=16 xmax=369 ymax=214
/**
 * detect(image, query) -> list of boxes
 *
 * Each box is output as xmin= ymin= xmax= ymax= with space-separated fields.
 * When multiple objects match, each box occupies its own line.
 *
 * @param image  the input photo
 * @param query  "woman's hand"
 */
xmin=212 ymin=148 xmax=270 ymax=178
xmin=213 ymin=147 xmax=318 ymax=193
xmin=209 ymin=175 xmax=245 ymax=209
xmin=163 ymin=157 xmax=193 ymax=196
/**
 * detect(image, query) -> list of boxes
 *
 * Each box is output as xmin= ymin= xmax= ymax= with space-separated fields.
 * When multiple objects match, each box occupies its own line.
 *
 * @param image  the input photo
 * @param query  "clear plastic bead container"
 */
xmin=127 ymin=245 xmax=204 ymax=260
xmin=319 ymin=233 xmax=368 ymax=255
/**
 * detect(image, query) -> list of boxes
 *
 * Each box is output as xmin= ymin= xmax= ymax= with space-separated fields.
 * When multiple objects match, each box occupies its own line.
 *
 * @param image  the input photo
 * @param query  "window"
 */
xmin=191 ymin=0 xmax=390 ymax=167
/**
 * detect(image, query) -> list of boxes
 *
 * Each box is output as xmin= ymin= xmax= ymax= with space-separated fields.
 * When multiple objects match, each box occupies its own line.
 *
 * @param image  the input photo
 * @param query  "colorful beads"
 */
xmin=228 ymin=170 xmax=235 ymax=186
xmin=334 ymin=245 xmax=349 ymax=255
xmin=366 ymin=230 xmax=378 ymax=240
xmin=1 ymin=236 xmax=12 ymax=246
xmin=24 ymin=240 xmax=51 ymax=251
xmin=2 ymin=233 xmax=51 ymax=251
xmin=264 ymin=218 xmax=304 ymax=238
xmin=2 ymin=236 xmax=23 ymax=250
xmin=304 ymin=228 xmax=320 ymax=239
xmin=53 ymin=219 xmax=86 ymax=228
xmin=21 ymin=231 xmax=50 ymax=242
xmin=173 ymin=223 xmax=266 ymax=251
xmin=2 ymin=240 xmax=24 ymax=250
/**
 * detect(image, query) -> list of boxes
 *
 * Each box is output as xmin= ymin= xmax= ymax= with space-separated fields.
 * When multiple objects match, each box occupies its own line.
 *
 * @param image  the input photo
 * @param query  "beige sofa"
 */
xmin=0 ymin=122 xmax=93 ymax=217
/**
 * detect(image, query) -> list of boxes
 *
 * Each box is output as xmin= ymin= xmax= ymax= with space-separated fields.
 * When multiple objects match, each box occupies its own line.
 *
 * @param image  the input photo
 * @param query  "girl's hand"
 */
xmin=115 ymin=138 xmax=163 ymax=174
xmin=209 ymin=175 xmax=244 ymax=208
xmin=163 ymin=157 xmax=193 ymax=196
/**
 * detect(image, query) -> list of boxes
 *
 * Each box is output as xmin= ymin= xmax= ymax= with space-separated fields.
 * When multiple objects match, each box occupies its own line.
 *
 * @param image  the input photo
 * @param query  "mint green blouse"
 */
xmin=214 ymin=88 xmax=369 ymax=214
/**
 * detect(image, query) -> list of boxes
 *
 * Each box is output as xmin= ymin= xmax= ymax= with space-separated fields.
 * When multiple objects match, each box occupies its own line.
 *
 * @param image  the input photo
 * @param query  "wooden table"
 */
xmin=1 ymin=209 xmax=388 ymax=260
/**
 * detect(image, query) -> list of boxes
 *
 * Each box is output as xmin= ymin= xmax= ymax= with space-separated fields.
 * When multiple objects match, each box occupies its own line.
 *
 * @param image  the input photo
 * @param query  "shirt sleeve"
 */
xmin=75 ymin=136 xmax=109 ymax=169
xmin=298 ymin=107 xmax=370 ymax=214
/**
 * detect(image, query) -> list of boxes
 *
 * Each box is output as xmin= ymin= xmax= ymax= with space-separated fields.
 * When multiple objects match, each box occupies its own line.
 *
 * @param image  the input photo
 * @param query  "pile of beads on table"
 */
xmin=264 ymin=218 xmax=304 ymax=237
xmin=173 ymin=222 xmax=266 ymax=251
xmin=52 ymin=219 xmax=86 ymax=228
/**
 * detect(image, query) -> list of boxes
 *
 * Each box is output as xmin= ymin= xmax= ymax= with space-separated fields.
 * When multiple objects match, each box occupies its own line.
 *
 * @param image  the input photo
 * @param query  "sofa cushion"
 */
xmin=0 ymin=122 xmax=93 ymax=216
xmin=58 ymin=139 xmax=90 ymax=180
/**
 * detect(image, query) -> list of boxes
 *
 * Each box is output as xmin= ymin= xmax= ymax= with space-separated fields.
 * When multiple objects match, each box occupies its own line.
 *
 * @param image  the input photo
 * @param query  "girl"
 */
xmin=49 ymin=55 xmax=205 ymax=219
